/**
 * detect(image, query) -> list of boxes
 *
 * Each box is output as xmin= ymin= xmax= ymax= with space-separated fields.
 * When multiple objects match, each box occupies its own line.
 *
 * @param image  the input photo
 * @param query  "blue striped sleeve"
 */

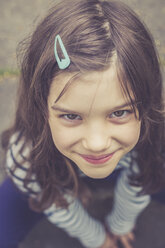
xmin=106 ymin=162 xmax=151 ymax=235
xmin=5 ymin=134 xmax=41 ymax=196
xmin=44 ymin=195 xmax=106 ymax=248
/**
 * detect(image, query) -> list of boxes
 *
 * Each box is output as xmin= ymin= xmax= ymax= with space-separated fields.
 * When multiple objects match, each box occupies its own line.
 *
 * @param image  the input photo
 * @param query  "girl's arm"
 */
xmin=44 ymin=196 xmax=107 ymax=248
xmin=106 ymin=160 xmax=151 ymax=244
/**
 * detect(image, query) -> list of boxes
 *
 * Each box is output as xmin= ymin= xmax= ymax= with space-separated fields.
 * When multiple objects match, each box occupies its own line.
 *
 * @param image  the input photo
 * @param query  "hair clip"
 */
xmin=54 ymin=34 xmax=70 ymax=70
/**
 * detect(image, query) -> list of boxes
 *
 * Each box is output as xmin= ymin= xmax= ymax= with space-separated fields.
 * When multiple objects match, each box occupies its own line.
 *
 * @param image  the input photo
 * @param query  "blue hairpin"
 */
xmin=54 ymin=34 xmax=70 ymax=70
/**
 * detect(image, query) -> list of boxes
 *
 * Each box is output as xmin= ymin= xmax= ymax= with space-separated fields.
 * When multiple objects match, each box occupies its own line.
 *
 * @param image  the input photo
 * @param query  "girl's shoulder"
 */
xmin=6 ymin=132 xmax=32 ymax=171
xmin=5 ymin=132 xmax=41 ymax=195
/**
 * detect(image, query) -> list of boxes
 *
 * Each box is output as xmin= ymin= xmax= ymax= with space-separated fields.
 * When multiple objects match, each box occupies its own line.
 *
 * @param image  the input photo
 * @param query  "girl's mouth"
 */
xmin=79 ymin=153 xmax=115 ymax=165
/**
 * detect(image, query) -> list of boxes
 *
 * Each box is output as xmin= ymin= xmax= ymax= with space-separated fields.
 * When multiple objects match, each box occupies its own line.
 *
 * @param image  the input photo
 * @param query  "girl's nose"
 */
xmin=82 ymin=126 xmax=111 ymax=153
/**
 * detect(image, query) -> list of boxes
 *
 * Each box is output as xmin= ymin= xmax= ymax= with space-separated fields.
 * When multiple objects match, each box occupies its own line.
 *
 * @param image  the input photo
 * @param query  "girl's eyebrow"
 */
xmin=51 ymin=102 xmax=135 ymax=114
xmin=51 ymin=105 xmax=82 ymax=115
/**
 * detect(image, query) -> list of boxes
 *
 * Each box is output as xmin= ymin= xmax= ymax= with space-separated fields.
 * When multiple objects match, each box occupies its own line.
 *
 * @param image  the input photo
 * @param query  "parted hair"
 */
xmin=2 ymin=0 xmax=165 ymax=211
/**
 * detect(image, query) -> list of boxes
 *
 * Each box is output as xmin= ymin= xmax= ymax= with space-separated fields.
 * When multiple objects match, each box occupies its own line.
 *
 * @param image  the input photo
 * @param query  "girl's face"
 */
xmin=48 ymin=62 xmax=141 ymax=179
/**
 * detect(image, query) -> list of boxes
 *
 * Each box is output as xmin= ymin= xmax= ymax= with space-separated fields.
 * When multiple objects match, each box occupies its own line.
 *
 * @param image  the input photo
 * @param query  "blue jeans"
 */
xmin=0 ymin=178 xmax=43 ymax=248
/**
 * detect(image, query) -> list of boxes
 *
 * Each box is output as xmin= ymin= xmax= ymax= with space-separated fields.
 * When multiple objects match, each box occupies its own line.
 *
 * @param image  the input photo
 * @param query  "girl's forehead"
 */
xmin=50 ymin=64 xmax=118 ymax=98
xmin=50 ymin=53 xmax=118 ymax=94
xmin=48 ymin=63 xmax=133 ymax=108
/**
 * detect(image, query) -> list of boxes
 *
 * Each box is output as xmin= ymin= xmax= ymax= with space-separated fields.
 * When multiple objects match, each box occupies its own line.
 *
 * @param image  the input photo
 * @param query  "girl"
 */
xmin=0 ymin=0 xmax=165 ymax=248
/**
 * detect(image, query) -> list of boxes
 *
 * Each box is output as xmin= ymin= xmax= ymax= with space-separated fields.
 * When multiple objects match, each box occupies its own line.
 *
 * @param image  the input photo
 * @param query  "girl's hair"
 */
xmin=2 ymin=0 xmax=165 ymax=211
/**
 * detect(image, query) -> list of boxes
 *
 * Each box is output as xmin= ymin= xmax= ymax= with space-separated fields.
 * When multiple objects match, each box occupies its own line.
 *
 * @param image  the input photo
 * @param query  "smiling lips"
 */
xmin=79 ymin=153 xmax=115 ymax=165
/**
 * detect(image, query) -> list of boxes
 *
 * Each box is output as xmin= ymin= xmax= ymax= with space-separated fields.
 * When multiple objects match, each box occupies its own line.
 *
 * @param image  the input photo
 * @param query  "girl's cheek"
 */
xmin=112 ymin=119 xmax=141 ymax=144
xmin=119 ymin=121 xmax=141 ymax=145
xmin=49 ymin=122 xmax=77 ymax=149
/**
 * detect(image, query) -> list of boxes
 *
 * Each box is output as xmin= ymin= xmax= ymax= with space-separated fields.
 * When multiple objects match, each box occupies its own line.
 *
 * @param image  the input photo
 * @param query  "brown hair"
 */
xmin=2 ymin=0 xmax=165 ymax=211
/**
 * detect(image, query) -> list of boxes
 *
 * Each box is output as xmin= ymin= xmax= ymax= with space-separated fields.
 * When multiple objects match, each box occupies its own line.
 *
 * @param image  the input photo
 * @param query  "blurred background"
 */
xmin=0 ymin=0 xmax=165 ymax=247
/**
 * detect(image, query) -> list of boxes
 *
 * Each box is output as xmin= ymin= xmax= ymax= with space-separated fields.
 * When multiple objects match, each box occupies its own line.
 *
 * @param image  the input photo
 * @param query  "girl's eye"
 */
xmin=60 ymin=114 xmax=82 ymax=121
xmin=110 ymin=110 xmax=132 ymax=119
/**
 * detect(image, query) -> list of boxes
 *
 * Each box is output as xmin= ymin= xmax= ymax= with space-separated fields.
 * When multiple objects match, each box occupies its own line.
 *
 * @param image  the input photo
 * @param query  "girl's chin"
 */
xmin=77 ymin=163 xmax=118 ymax=179
xmin=81 ymin=170 xmax=115 ymax=179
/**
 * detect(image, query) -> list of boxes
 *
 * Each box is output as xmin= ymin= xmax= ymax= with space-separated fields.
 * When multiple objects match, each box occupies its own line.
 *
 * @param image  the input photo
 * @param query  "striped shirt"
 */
xmin=6 ymin=133 xmax=150 ymax=248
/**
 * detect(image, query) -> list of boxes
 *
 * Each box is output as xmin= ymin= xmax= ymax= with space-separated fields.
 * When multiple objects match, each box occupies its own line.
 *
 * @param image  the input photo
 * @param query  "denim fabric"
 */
xmin=0 ymin=178 xmax=43 ymax=248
